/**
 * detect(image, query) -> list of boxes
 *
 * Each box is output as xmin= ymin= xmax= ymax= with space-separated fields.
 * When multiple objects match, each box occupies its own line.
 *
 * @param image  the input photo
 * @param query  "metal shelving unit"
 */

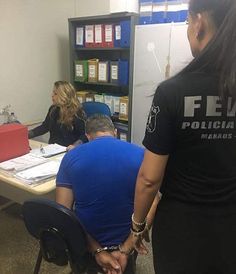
xmin=68 ymin=13 xmax=138 ymax=141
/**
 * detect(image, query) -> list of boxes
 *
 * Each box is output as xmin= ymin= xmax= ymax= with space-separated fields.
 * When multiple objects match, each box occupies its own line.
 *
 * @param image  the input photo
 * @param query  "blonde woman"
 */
xmin=28 ymin=81 xmax=87 ymax=149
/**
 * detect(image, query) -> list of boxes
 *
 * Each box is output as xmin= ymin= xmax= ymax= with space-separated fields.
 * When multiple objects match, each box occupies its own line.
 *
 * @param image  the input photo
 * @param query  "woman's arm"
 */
xmin=28 ymin=107 xmax=52 ymax=138
xmin=133 ymin=149 xmax=168 ymax=223
xmin=67 ymin=117 xmax=88 ymax=151
xmin=74 ymin=117 xmax=88 ymax=143
xmin=120 ymin=150 xmax=168 ymax=254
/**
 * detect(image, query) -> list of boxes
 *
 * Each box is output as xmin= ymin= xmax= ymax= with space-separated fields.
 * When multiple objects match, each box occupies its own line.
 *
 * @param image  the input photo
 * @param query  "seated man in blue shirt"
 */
xmin=56 ymin=114 xmax=145 ymax=274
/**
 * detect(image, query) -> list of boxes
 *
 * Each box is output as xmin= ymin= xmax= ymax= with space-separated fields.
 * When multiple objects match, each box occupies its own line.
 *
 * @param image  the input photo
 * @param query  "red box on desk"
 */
xmin=0 ymin=123 xmax=29 ymax=162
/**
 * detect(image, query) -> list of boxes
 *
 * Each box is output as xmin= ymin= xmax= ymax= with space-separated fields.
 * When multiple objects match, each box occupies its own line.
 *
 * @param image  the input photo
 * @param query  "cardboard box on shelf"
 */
xmin=85 ymin=92 xmax=95 ymax=102
xmin=94 ymin=94 xmax=105 ymax=103
xmin=77 ymin=91 xmax=89 ymax=103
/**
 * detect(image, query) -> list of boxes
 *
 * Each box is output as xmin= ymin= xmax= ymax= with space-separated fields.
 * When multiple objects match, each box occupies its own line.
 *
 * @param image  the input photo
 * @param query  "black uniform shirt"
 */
xmin=143 ymin=72 xmax=236 ymax=204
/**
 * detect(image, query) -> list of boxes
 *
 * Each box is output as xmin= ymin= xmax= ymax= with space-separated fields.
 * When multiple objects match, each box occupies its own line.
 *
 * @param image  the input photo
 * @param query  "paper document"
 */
xmin=15 ymin=160 xmax=61 ymax=184
xmin=30 ymin=144 xmax=66 ymax=158
xmin=0 ymin=154 xmax=48 ymax=172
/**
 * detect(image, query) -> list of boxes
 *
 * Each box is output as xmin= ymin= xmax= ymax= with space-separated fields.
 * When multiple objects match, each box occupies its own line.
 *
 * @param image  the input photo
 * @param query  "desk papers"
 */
xmin=14 ymin=160 xmax=61 ymax=185
xmin=0 ymin=151 xmax=65 ymax=186
xmin=30 ymin=144 xmax=66 ymax=158
xmin=0 ymin=154 xmax=47 ymax=172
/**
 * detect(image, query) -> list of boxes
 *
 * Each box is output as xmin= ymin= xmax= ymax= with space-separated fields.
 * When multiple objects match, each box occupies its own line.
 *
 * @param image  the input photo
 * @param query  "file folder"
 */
xmin=94 ymin=93 xmax=105 ymax=103
xmin=112 ymin=96 xmax=121 ymax=114
xmin=98 ymin=61 xmax=109 ymax=82
xmin=77 ymin=91 xmax=89 ymax=103
xmin=85 ymin=25 xmax=95 ymax=47
xmin=139 ymin=1 xmax=153 ymax=25
xmin=152 ymin=1 xmax=166 ymax=24
xmin=110 ymin=60 xmax=129 ymax=85
xmin=104 ymin=95 xmax=113 ymax=113
xmin=120 ymin=21 xmax=131 ymax=48
xmin=119 ymin=96 xmax=129 ymax=121
xmin=74 ymin=60 xmax=88 ymax=82
xmin=85 ymin=92 xmax=95 ymax=102
xmin=88 ymin=59 xmax=99 ymax=82
xmin=75 ymin=26 xmax=84 ymax=47
xmin=114 ymin=24 xmax=121 ymax=47
xmin=0 ymin=124 xmax=29 ymax=162
xmin=104 ymin=24 xmax=114 ymax=47
xmin=114 ymin=122 xmax=128 ymax=142
xmin=94 ymin=24 xmax=105 ymax=47
xmin=166 ymin=1 xmax=181 ymax=23
xmin=179 ymin=1 xmax=188 ymax=22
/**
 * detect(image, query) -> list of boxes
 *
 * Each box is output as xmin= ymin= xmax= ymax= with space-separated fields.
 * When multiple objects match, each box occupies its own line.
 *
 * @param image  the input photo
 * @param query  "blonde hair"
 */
xmin=52 ymin=81 xmax=84 ymax=129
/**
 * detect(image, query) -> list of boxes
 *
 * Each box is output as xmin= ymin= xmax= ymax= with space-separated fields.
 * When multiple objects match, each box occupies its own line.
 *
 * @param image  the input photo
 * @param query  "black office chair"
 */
xmin=22 ymin=198 xmax=99 ymax=274
xmin=82 ymin=102 xmax=111 ymax=118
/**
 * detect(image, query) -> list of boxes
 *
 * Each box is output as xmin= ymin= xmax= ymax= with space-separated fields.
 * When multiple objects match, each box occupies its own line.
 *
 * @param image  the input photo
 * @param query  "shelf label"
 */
xmin=76 ymin=27 xmax=84 ymax=46
xmin=98 ymin=63 xmax=108 ymax=81
xmin=120 ymin=132 xmax=127 ymax=141
xmin=111 ymin=65 xmax=118 ymax=80
xmin=89 ymin=65 xmax=96 ymax=78
xmin=113 ymin=97 xmax=120 ymax=113
xmin=85 ymin=25 xmax=94 ymax=43
xmin=105 ymin=24 xmax=113 ymax=42
xmin=120 ymin=102 xmax=128 ymax=115
xmin=115 ymin=25 xmax=121 ymax=40
xmin=75 ymin=64 xmax=83 ymax=77
xmin=95 ymin=24 xmax=102 ymax=43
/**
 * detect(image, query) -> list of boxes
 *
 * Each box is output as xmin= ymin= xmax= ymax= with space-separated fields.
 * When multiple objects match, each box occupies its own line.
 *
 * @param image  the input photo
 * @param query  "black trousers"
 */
xmin=152 ymin=199 xmax=236 ymax=274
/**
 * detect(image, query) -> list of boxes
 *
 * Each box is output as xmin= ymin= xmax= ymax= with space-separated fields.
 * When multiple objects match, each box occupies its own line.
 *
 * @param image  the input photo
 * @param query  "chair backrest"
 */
xmin=22 ymin=198 xmax=89 ymax=273
xmin=82 ymin=102 xmax=111 ymax=118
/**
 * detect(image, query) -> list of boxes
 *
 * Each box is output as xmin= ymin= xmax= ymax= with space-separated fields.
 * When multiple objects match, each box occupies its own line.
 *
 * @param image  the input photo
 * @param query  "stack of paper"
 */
xmin=14 ymin=160 xmax=61 ymax=185
xmin=0 ymin=154 xmax=48 ymax=173
xmin=30 ymin=144 xmax=66 ymax=158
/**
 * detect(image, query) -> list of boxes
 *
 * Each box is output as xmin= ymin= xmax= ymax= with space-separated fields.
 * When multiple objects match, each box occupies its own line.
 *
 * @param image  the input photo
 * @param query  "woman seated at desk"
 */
xmin=28 ymin=81 xmax=87 ymax=150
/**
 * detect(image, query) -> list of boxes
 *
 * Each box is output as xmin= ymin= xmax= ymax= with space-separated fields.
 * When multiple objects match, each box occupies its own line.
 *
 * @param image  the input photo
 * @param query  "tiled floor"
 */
xmin=0 ymin=199 xmax=155 ymax=274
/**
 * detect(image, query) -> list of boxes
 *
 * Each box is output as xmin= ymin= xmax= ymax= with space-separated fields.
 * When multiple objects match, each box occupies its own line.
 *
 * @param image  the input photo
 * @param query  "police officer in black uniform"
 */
xmin=128 ymin=0 xmax=236 ymax=273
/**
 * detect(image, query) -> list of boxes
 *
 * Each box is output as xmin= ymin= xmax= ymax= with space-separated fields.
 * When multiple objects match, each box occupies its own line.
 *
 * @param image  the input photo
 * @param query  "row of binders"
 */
xmin=139 ymin=0 xmax=188 ymax=25
xmin=75 ymin=20 xmax=131 ymax=48
xmin=75 ymin=59 xmax=129 ymax=85
xmin=77 ymin=91 xmax=129 ymax=121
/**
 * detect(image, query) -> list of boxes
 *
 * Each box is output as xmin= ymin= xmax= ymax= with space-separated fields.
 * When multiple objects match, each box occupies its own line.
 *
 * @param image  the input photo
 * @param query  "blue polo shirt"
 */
xmin=56 ymin=136 xmax=144 ymax=247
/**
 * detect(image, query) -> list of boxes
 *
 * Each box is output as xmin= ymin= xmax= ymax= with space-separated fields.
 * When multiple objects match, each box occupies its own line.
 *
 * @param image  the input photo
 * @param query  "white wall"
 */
xmin=0 ymin=0 xmax=116 ymax=125
xmin=75 ymin=0 xmax=110 ymax=17
xmin=0 ymin=0 xmax=78 ymax=124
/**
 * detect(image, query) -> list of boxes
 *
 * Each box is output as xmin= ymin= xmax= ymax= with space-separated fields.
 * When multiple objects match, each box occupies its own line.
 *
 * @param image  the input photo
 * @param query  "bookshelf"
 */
xmin=68 ymin=13 xmax=138 ymax=141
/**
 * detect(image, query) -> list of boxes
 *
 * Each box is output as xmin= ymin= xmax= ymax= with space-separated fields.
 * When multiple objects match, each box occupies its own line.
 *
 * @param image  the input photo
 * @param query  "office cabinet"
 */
xmin=68 ymin=13 xmax=138 ymax=141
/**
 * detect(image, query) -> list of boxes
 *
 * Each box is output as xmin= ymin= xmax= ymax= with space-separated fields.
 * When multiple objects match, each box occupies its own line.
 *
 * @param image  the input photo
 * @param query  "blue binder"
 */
xmin=110 ymin=60 xmax=129 ymax=86
xmin=140 ymin=0 xmax=153 ymax=3
xmin=179 ymin=9 xmax=188 ymax=22
xmin=139 ymin=15 xmax=153 ymax=25
xmin=166 ymin=0 xmax=181 ymax=23
xmin=120 ymin=21 xmax=131 ymax=48
xmin=139 ymin=1 xmax=153 ymax=25
xmin=152 ymin=0 xmax=166 ymax=24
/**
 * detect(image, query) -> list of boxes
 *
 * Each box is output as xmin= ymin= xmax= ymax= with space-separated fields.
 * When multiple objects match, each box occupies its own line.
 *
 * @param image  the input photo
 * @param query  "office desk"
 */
xmin=0 ymin=140 xmax=58 ymax=204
